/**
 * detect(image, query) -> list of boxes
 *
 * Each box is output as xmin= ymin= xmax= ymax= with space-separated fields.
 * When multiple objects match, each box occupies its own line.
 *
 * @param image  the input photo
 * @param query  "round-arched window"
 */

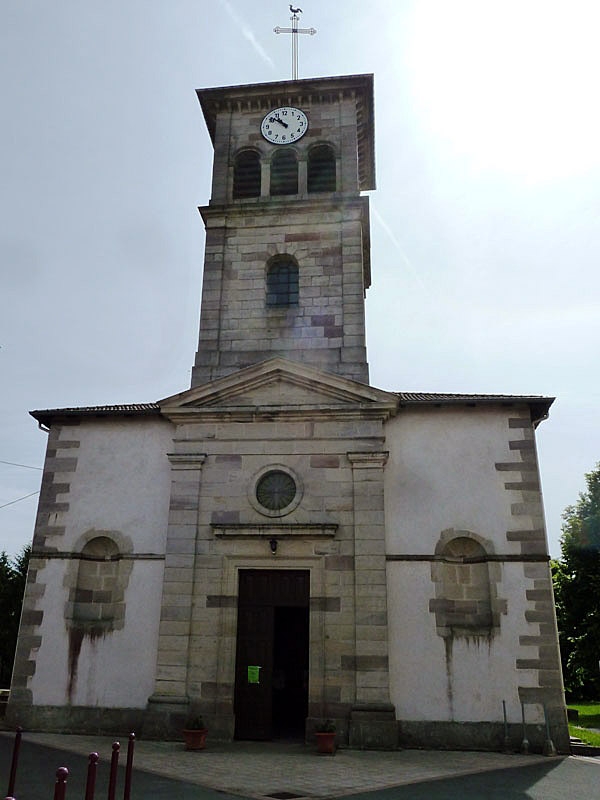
xmin=307 ymin=144 xmax=336 ymax=192
xmin=270 ymin=149 xmax=298 ymax=196
xmin=266 ymin=258 xmax=299 ymax=307
xmin=233 ymin=150 xmax=261 ymax=198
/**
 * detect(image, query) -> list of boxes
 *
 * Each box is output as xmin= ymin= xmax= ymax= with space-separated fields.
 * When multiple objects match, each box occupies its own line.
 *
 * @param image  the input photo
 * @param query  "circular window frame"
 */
xmin=248 ymin=464 xmax=303 ymax=518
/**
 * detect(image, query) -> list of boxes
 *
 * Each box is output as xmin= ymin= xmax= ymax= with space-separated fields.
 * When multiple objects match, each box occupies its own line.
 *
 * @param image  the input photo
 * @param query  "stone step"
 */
xmin=570 ymin=740 xmax=600 ymax=757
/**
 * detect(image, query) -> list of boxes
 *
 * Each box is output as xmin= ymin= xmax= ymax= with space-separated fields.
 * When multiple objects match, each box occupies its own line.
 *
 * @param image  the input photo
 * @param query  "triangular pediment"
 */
xmin=159 ymin=358 xmax=398 ymax=421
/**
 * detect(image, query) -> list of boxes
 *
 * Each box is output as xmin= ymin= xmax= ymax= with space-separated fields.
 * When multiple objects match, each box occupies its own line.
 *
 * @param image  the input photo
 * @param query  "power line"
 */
xmin=0 ymin=459 xmax=43 ymax=471
xmin=0 ymin=491 xmax=40 ymax=510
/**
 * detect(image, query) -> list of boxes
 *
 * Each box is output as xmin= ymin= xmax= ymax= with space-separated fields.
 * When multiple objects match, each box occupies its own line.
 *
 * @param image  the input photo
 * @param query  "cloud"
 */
xmin=218 ymin=0 xmax=276 ymax=70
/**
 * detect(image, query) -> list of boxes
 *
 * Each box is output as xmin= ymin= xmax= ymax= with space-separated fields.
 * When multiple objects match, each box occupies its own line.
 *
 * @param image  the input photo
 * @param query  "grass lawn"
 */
xmin=568 ymin=703 xmax=600 ymax=746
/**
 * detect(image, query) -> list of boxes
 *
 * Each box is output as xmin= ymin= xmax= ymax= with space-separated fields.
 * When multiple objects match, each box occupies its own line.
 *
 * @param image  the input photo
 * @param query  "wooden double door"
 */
xmin=234 ymin=569 xmax=310 ymax=740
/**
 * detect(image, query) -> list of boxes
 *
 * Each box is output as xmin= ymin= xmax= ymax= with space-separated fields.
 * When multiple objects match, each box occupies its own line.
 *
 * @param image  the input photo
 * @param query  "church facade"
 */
xmin=8 ymin=74 xmax=570 ymax=752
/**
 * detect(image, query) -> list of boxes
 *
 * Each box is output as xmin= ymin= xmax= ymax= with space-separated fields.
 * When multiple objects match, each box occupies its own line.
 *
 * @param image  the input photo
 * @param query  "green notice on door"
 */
xmin=247 ymin=665 xmax=261 ymax=684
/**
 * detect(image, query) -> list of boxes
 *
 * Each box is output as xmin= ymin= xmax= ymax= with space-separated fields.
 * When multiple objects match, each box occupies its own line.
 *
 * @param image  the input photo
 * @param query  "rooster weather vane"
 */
xmin=274 ymin=6 xmax=317 ymax=80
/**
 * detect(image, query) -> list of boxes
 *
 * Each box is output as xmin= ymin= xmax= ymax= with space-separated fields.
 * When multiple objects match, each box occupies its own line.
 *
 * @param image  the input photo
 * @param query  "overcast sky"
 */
xmin=2 ymin=0 xmax=599 ymax=558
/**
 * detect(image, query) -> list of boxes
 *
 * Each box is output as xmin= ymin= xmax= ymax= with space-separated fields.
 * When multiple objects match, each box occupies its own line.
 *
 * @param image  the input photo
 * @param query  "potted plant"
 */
xmin=315 ymin=719 xmax=336 ymax=754
xmin=182 ymin=715 xmax=208 ymax=751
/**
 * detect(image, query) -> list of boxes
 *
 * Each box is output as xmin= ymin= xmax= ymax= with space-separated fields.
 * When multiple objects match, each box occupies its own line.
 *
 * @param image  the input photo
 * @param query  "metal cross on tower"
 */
xmin=274 ymin=6 xmax=317 ymax=80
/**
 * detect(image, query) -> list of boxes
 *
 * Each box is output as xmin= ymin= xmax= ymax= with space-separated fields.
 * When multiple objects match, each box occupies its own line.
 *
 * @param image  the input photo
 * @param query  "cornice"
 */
xmin=166 ymin=453 xmax=207 ymax=470
xmin=347 ymin=451 xmax=389 ymax=468
xmin=212 ymin=523 xmax=338 ymax=538
xmin=160 ymin=404 xmax=397 ymax=425
xmin=199 ymin=194 xmax=369 ymax=223
xmin=197 ymin=74 xmax=375 ymax=191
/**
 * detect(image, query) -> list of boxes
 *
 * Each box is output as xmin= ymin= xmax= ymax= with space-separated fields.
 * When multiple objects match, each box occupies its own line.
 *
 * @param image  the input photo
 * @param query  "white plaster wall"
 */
xmin=387 ymin=561 xmax=542 ymax=722
xmin=28 ymin=559 xmax=71 ymax=705
xmin=384 ymin=408 xmax=543 ymax=723
xmin=30 ymin=560 xmax=165 ymax=707
xmin=383 ymin=408 xmax=524 ymax=553
xmin=58 ymin=418 xmax=174 ymax=552
xmin=387 ymin=561 xmax=448 ymax=717
xmin=30 ymin=417 xmax=173 ymax=707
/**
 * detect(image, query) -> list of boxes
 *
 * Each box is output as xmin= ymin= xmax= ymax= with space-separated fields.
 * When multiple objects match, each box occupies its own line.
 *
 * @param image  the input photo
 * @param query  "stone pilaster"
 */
xmin=146 ymin=452 xmax=206 ymax=735
xmin=347 ymin=451 xmax=397 ymax=749
xmin=298 ymin=155 xmax=307 ymax=194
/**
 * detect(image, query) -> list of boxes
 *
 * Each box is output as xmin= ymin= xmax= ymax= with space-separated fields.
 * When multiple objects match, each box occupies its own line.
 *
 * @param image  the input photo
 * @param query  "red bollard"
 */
xmin=53 ymin=767 xmax=69 ymax=800
xmin=123 ymin=733 xmax=135 ymax=800
xmin=85 ymin=752 xmax=99 ymax=800
xmin=6 ymin=726 xmax=22 ymax=797
xmin=107 ymin=741 xmax=120 ymax=800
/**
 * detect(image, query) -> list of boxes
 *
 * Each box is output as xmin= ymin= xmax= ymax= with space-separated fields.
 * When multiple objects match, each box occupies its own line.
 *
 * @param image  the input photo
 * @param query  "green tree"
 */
xmin=0 ymin=545 xmax=30 ymax=687
xmin=553 ymin=463 xmax=600 ymax=700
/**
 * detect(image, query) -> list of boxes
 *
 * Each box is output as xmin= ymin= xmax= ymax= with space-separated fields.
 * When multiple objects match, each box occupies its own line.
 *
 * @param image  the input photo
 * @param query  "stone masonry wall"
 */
xmin=192 ymin=199 xmax=369 ymax=385
xmin=191 ymin=86 xmax=370 ymax=387
xmin=148 ymin=409 xmax=392 ymax=740
xmin=209 ymin=92 xmax=364 ymax=203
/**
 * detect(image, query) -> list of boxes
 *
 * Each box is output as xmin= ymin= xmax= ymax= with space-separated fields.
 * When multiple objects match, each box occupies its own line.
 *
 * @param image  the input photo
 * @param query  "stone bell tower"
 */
xmin=191 ymin=73 xmax=375 ymax=387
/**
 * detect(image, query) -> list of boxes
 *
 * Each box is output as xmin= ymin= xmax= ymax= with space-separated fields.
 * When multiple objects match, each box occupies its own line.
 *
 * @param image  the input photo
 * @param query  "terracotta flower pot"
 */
xmin=183 ymin=728 xmax=208 ymax=751
xmin=315 ymin=731 xmax=336 ymax=754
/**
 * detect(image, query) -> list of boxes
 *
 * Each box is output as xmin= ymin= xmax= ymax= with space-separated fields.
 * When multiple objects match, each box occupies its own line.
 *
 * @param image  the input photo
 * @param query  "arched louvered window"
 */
xmin=307 ymin=144 xmax=336 ymax=193
xmin=267 ymin=258 xmax=299 ymax=307
xmin=233 ymin=150 xmax=261 ymax=199
xmin=270 ymin=150 xmax=298 ymax=196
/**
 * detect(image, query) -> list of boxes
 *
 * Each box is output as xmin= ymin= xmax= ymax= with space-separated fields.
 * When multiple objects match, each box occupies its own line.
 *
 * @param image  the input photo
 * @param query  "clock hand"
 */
xmin=270 ymin=115 xmax=289 ymax=129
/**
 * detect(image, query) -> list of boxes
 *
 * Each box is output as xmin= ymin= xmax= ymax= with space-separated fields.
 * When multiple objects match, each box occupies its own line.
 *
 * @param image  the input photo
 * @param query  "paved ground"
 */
xmin=1 ymin=731 xmax=599 ymax=799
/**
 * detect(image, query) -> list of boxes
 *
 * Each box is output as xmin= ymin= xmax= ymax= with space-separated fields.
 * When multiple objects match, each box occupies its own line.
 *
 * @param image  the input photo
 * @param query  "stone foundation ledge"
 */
xmin=399 ymin=719 xmax=571 ymax=755
xmin=3 ymin=704 xmax=145 ymax=737
xmin=2 ymin=705 xmax=571 ymax=755
xmin=349 ymin=703 xmax=399 ymax=750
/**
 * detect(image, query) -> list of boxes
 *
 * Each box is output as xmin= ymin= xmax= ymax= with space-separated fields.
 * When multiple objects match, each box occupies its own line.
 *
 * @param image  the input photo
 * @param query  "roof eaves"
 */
xmin=30 ymin=403 xmax=161 ymax=426
xmin=395 ymin=392 xmax=555 ymax=426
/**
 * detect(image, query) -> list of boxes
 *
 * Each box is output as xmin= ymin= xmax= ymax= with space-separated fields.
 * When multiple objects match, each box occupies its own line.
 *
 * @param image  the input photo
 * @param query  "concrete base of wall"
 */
xmin=144 ymin=695 xmax=190 ymax=740
xmin=4 ymin=703 xmax=146 ymax=737
xmin=145 ymin=695 xmax=235 ymax=741
xmin=399 ymin=719 xmax=571 ymax=755
xmin=4 ymin=703 xmax=571 ymax=755
xmin=5 ymin=700 xmax=235 ymax=743
xmin=348 ymin=704 xmax=399 ymax=750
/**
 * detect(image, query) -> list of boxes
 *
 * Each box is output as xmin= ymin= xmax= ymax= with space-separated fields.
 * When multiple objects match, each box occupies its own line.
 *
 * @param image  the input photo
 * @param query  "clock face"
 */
xmin=261 ymin=106 xmax=308 ymax=145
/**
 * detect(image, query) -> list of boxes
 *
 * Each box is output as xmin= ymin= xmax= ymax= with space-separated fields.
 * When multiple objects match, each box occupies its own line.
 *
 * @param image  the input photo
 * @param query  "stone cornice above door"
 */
xmin=212 ymin=523 xmax=338 ymax=538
